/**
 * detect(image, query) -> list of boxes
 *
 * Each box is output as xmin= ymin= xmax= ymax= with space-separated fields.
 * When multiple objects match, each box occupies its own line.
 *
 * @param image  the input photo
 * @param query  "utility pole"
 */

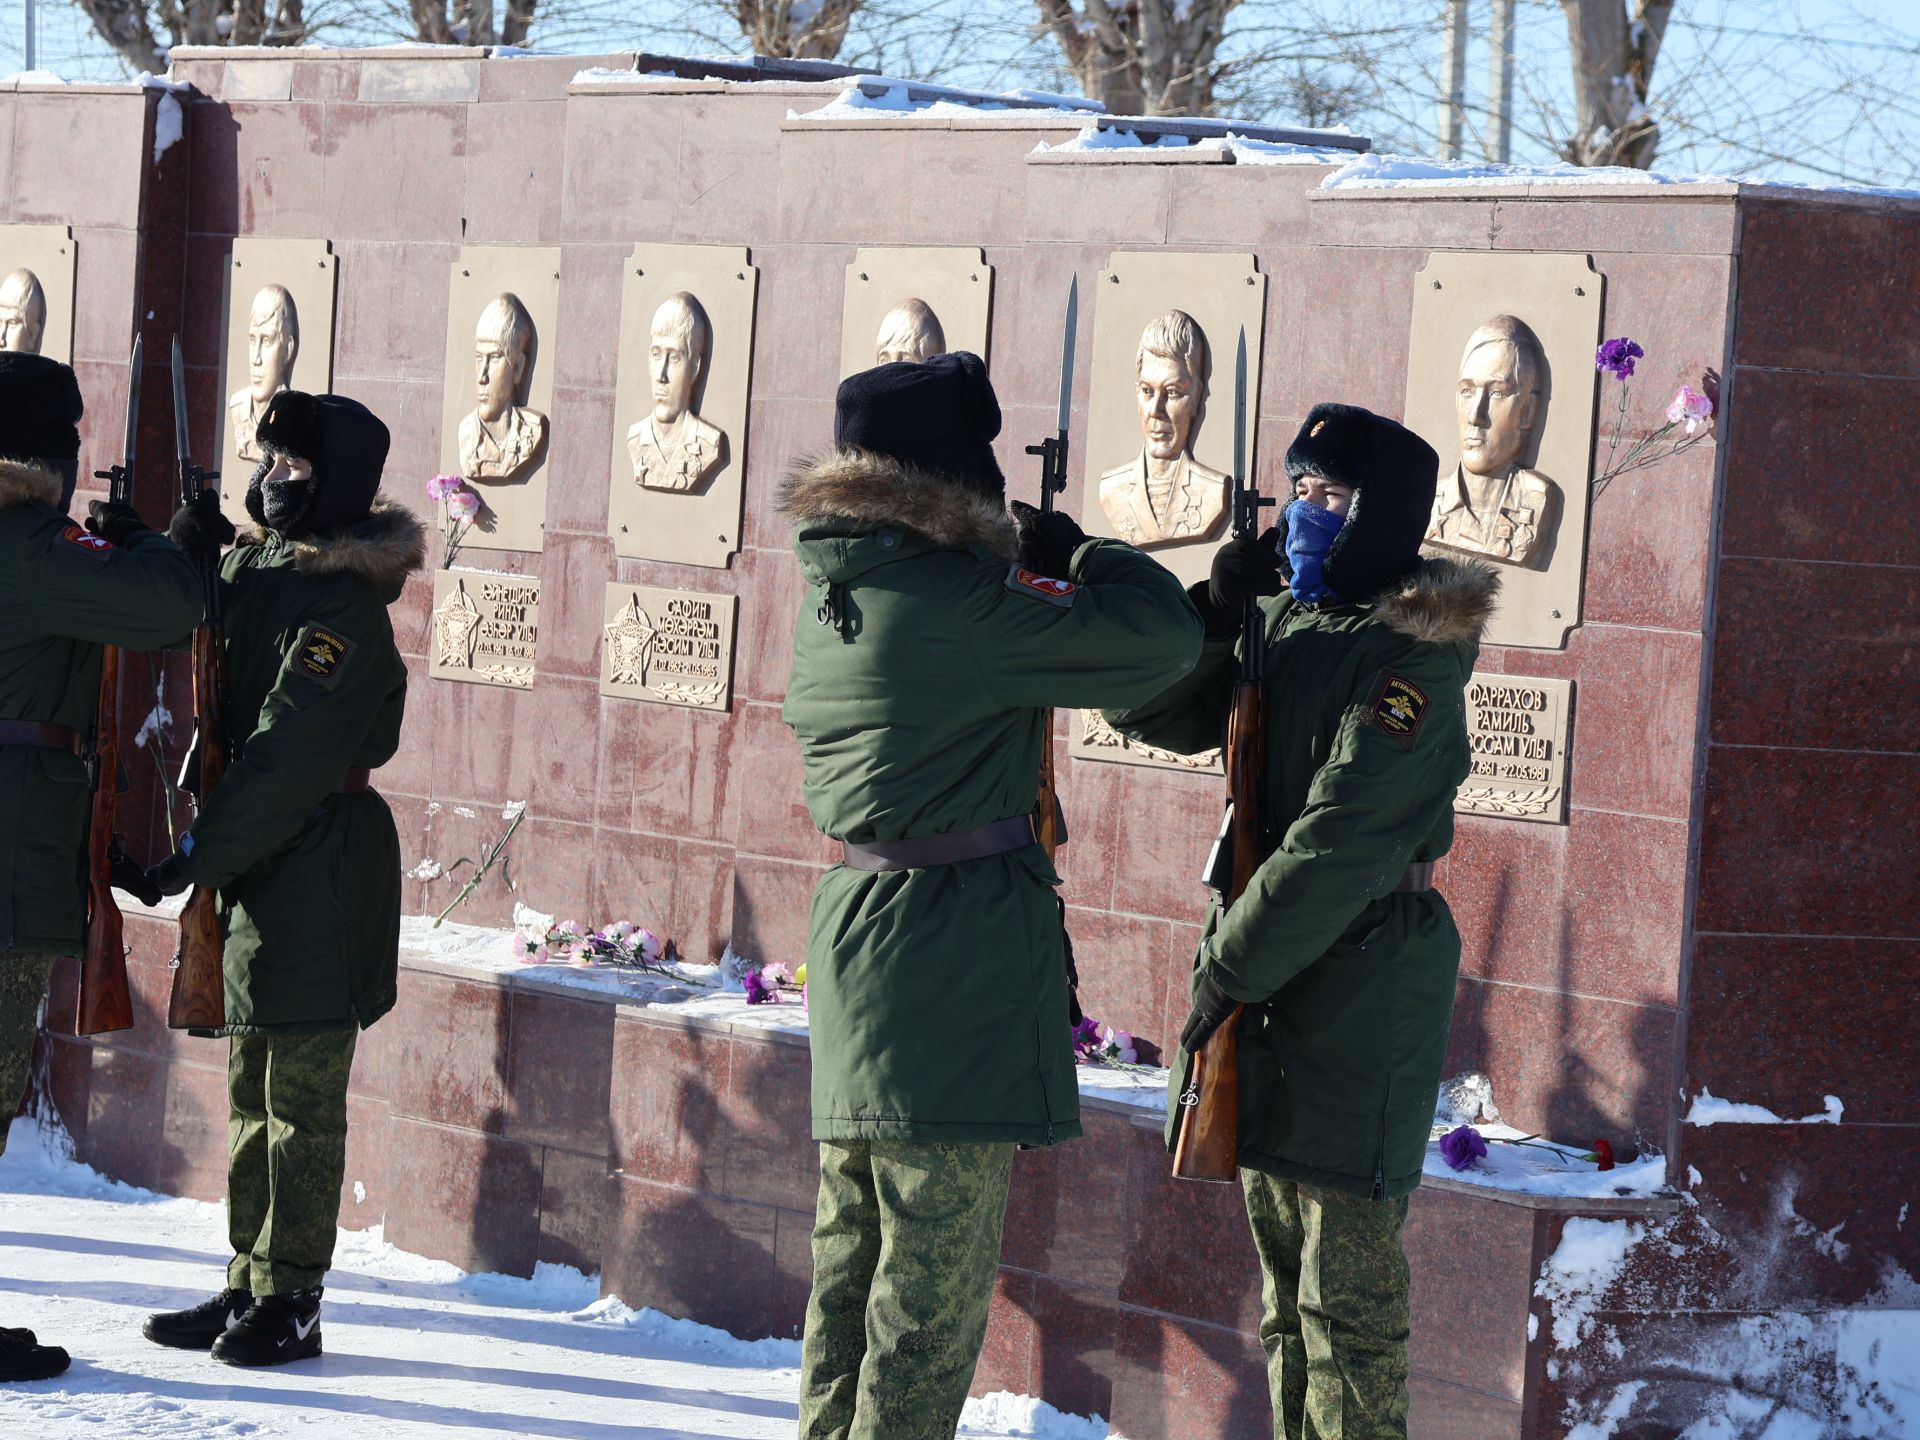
xmin=1437 ymin=0 xmax=1469 ymax=160
xmin=1487 ymin=0 xmax=1516 ymax=162
xmin=24 ymin=0 xmax=38 ymax=72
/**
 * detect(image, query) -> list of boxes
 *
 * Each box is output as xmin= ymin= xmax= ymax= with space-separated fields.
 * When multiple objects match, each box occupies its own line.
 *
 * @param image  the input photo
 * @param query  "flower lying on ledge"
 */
xmin=1436 ymin=1123 xmax=1621 ymax=1173
xmin=511 ymin=914 xmax=674 ymax=976
xmin=1438 ymin=1124 xmax=1489 ymax=1171
xmin=745 ymin=962 xmax=804 ymax=1007
xmin=1071 ymin=1015 xmax=1139 ymax=1067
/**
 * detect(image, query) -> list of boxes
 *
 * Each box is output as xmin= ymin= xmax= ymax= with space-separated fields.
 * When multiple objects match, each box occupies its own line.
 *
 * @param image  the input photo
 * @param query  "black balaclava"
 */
xmin=1282 ymin=402 xmax=1440 ymax=603
xmin=833 ymin=351 xmax=1006 ymax=501
xmin=0 ymin=352 xmax=84 ymax=509
xmin=245 ymin=390 xmax=391 ymax=538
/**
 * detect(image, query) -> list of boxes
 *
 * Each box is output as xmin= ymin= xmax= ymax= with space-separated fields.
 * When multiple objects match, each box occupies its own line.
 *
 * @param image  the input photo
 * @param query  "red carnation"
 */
xmin=1590 ymin=1138 xmax=1616 ymax=1172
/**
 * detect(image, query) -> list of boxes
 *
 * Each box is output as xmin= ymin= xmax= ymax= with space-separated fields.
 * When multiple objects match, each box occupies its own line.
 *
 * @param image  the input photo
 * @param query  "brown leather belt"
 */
xmin=337 ymin=768 xmax=372 ymax=794
xmin=0 ymin=720 xmax=84 ymax=755
xmin=842 ymin=814 xmax=1039 ymax=873
xmin=1396 ymin=862 xmax=1435 ymax=893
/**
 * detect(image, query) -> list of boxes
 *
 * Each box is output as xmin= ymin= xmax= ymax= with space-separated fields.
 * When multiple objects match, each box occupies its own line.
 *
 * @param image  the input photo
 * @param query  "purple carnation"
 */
xmin=1595 ymin=337 xmax=1644 ymax=381
xmin=743 ymin=969 xmax=773 ymax=1005
xmin=1438 ymin=1124 xmax=1488 ymax=1171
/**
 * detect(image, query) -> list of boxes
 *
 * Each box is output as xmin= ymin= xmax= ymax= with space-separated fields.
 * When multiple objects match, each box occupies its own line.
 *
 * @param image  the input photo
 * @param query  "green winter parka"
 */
xmin=781 ymin=451 xmax=1205 ymax=1146
xmin=1105 ymin=555 xmax=1500 ymax=1199
xmin=173 ymin=500 xmax=425 ymax=1035
xmin=0 ymin=459 xmax=203 ymax=957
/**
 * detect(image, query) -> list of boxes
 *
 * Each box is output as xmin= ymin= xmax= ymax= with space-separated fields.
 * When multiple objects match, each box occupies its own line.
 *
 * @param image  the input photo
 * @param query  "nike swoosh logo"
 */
xmin=293 ymin=1313 xmax=318 ymax=1341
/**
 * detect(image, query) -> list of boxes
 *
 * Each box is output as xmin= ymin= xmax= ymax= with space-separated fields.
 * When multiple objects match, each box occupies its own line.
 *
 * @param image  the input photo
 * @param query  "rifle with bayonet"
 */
xmin=1172 ymin=329 xmax=1269 ymax=1183
xmin=1024 ymin=274 xmax=1078 ymax=861
xmin=167 ymin=336 xmax=228 ymax=1031
xmin=76 ymin=337 xmax=143 ymax=1037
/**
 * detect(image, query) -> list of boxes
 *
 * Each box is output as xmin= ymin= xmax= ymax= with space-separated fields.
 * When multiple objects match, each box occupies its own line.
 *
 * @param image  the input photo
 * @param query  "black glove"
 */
xmin=1178 ymin=969 xmax=1239 ymax=1054
xmin=167 ymin=491 xmax=237 ymax=565
xmin=1205 ymin=526 xmax=1285 ymax=622
xmin=108 ymin=846 xmax=163 ymax=907
xmin=85 ymin=499 xmax=148 ymax=547
xmin=145 ymin=855 xmax=191 ymax=899
xmin=1010 ymin=500 xmax=1087 ymax=580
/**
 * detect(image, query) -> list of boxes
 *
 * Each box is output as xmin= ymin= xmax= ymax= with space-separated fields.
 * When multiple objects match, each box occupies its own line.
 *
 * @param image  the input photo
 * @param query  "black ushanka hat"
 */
xmin=247 ymin=390 xmax=391 ymax=535
xmin=1284 ymin=401 xmax=1439 ymax=602
xmin=834 ymin=351 xmax=1006 ymax=501
xmin=0 ymin=352 xmax=83 ymax=471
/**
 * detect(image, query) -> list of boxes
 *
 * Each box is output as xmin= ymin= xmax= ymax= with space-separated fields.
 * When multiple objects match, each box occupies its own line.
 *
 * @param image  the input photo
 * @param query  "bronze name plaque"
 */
xmin=431 ymin=571 xmax=541 ymax=690
xmin=600 ymin=584 xmax=737 ymax=711
xmin=1456 ymin=673 xmax=1572 ymax=824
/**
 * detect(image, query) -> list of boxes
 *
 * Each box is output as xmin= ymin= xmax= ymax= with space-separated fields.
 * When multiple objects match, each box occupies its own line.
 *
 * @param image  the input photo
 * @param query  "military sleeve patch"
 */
xmin=1005 ymin=565 xmax=1079 ymax=608
xmin=57 ymin=524 xmax=115 ymax=561
xmin=1368 ymin=672 xmax=1430 ymax=749
xmin=290 ymin=625 xmax=354 ymax=689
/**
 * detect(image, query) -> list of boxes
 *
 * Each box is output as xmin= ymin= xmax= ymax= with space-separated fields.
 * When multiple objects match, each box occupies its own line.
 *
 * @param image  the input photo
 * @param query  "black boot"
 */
xmin=0 ymin=1329 xmax=69 ymax=1383
xmin=142 ymin=1287 xmax=253 ymax=1350
xmin=211 ymin=1288 xmax=322 ymax=1367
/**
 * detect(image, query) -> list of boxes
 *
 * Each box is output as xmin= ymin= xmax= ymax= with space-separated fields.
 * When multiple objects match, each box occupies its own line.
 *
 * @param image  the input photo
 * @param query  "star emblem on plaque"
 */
xmin=603 ymin=596 xmax=657 ymax=687
xmin=599 ymin=585 xmax=738 ymax=711
xmin=434 ymin=579 xmax=482 ymax=671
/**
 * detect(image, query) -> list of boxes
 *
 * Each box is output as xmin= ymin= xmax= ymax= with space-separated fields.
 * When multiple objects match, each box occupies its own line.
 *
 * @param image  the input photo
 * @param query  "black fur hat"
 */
xmin=834 ymin=351 xmax=1006 ymax=501
xmin=246 ymin=390 xmax=391 ymax=537
xmin=0 ymin=353 xmax=83 ymax=503
xmin=1285 ymin=402 xmax=1439 ymax=601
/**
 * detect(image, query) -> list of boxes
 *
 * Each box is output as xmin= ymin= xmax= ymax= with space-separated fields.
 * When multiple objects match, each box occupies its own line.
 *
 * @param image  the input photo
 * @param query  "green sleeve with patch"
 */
xmin=1202 ymin=647 xmax=1464 ymax=1004
xmin=962 ymin=537 xmax=1204 ymax=711
xmin=177 ymin=597 xmax=394 ymax=889
xmin=24 ymin=525 xmax=204 ymax=650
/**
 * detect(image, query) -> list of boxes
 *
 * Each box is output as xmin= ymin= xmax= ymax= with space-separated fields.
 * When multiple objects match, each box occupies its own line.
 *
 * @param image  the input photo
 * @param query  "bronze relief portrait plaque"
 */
xmin=0 ymin=224 xmax=76 ymax=365
xmin=608 ymin=244 xmax=758 ymax=568
xmin=215 ymin=238 xmax=339 ymax=524
xmin=1404 ymin=252 xmax=1603 ymax=650
xmin=439 ymin=247 xmax=563 ymax=555
xmin=838 ymin=247 xmax=993 ymax=379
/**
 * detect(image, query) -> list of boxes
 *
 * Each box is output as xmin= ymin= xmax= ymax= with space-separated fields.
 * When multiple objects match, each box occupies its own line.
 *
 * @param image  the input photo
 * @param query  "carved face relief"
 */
xmin=0 ymin=269 xmax=46 ymax=354
xmin=1456 ymin=335 xmax=1540 ymax=478
xmin=246 ymin=287 xmax=299 ymax=404
xmin=874 ymin=298 xmax=946 ymax=366
xmin=474 ymin=298 xmax=530 ymax=425
xmin=1137 ymin=351 xmax=1201 ymax=464
xmin=649 ymin=297 xmax=706 ymax=428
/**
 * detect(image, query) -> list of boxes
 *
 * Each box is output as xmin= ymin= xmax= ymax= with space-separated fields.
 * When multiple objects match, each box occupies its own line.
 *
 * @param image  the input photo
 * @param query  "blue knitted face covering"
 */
xmin=1283 ymin=497 xmax=1345 ymax=604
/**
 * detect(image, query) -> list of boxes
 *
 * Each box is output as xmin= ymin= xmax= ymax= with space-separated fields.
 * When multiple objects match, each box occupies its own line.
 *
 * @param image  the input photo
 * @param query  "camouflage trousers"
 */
xmin=798 ymin=1139 xmax=1015 ymax=1440
xmin=0 ymin=954 xmax=56 ymax=1159
xmin=226 ymin=1029 xmax=357 ymax=1297
xmin=1242 ymin=1170 xmax=1412 ymax=1440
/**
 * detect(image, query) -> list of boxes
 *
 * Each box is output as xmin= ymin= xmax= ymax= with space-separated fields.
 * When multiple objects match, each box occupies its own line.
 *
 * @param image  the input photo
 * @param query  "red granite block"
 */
xmin=331 ymin=240 xmax=461 ymax=384
xmin=81 ymin=1043 xmax=170 ymax=1189
xmin=1117 ymin=1124 xmax=1265 ymax=1332
xmin=1685 ymin=935 xmax=1920 ymax=1127
xmin=1447 ymin=807 xmax=1690 ymax=1007
xmin=589 ymin=827 xmax=678 ymax=935
xmin=11 ymin=92 xmax=149 ymax=230
xmin=324 ymin=373 xmax=443 ymax=502
xmin=1708 ymin=556 xmax=1920 ymax=752
xmin=1161 ymin=922 xmax=1205 ymax=1051
xmin=1109 ymin=1307 xmax=1273 ymax=1440
xmin=720 ymin=1035 xmax=818 ymax=1212
xmin=607 ymin=1014 xmax=729 ymax=1191
xmin=386 ymin=969 xmax=510 ymax=1133
xmin=480 ymin=54 xmax=620 ymax=103
xmin=40 ymin=953 xmax=78 ymax=1041
xmin=624 ymin=697 xmax=741 ymax=846
xmin=1445 ymin=977 xmax=1676 ymax=1154
xmin=1032 ymin=1275 xmax=1123 ymax=1424
xmin=511 ymin=661 xmax=604 ymax=816
xmin=1054 ymin=744 xmax=1125 ymax=913
xmin=1002 ymin=1110 xmax=1135 ymax=1292
xmin=226 ymin=100 xmax=332 ymax=237
xmin=671 ymin=840 xmax=737 ymax=965
xmin=1110 ymin=761 xmax=1223 ymax=926
xmin=991 ymin=238 xmax=1118 ymax=421
xmin=1023 ymin=161 xmax=1175 ymax=246
xmin=0 ymin=91 xmax=16 ymax=207
xmin=504 ymin=987 xmax=617 ymax=1157
xmin=1493 ymin=195 xmax=1739 ymax=257
xmin=1307 ymin=195 xmax=1498 ymax=253
xmin=603 ymin=1174 xmax=779 ymax=1338
xmin=70 ymin=225 xmax=139 ymax=366
xmin=351 ymin=979 xmax=410 ymax=1103
xmin=732 ymin=545 xmax=807 ymax=707
xmin=339 ymin=1094 xmax=392 ymax=1232
xmin=771 ymin=1206 xmax=814 ymax=1341
xmin=1587 ymin=251 xmax=1733 ymax=416
xmin=733 ymin=701 xmax=836 ymax=865
xmin=739 ymin=394 xmax=835 ymax=554
xmin=426 ymin=679 xmax=538 ymax=808
xmin=1059 ymin=906 xmax=1176 ymax=1064
xmin=1407 ymin=1375 xmax=1524 ymax=1440
xmin=1402 ymin=1185 xmax=1536 ymax=1403
xmin=290 ymin=60 xmax=361 ymax=103
xmin=1735 ymin=202 xmax=1920 ymax=377
xmin=1719 ymin=369 xmax=1920 ymax=569
xmin=39 ymin=1035 xmax=93 ymax=1149
xmin=731 ymin=855 xmax=825 ymax=970
xmin=1270 ymin=245 xmax=1427 ymax=420
xmin=538 ymin=1145 xmax=619 ymax=1275
xmin=556 ymin=94 xmax=688 ymax=247
xmin=550 ymin=241 xmax=625 ymax=394
xmin=384 ymin=1115 xmax=543 ymax=1278
xmin=1696 ymin=747 xmax=1920 ymax=939
xmin=1581 ymin=438 xmax=1716 ymax=633
xmin=773 ymin=130 xmax=917 ymax=247
xmin=461 ymin=101 xmax=566 ymax=247
xmin=506 ymin=816 xmax=600 ymax=932
xmin=1168 ymin=165 xmax=1326 ymax=248
xmin=319 ymin=103 xmax=469 ymax=243
xmin=974 ymin=1270 xmax=1040 ymax=1399
xmin=671 ymin=93 xmax=810 ymax=246
xmin=746 ymin=243 xmax=847 ymax=403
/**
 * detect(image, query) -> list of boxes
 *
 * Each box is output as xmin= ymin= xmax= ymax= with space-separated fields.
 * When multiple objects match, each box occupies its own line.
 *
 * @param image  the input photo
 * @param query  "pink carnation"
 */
xmin=636 ymin=928 xmax=664 ymax=963
xmin=426 ymin=474 xmax=465 ymax=502
xmin=1666 ymin=385 xmax=1714 ymax=435
xmin=445 ymin=488 xmax=482 ymax=522
xmin=1101 ymin=1026 xmax=1137 ymax=1064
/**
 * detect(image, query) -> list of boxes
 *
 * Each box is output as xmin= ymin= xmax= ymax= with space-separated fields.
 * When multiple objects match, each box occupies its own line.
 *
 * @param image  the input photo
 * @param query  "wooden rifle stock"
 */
xmin=169 ymin=616 xmax=228 ymax=1031
xmin=78 ymin=640 xmax=134 ymax=1036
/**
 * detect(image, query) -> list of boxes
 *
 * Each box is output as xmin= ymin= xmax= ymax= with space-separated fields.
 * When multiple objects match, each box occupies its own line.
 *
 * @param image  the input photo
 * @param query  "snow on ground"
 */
xmin=1685 ymin=1088 xmax=1844 ymax=1127
xmin=0 ymin=1123 xmax=1105 ymax=1439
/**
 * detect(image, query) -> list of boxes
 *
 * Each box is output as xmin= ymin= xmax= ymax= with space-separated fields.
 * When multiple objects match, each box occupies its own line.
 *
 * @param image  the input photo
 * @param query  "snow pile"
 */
xmin=1425 ymin=1122 xmax=1668 ymax=1199
xmin=791 ymin=77 xmax=1096 ymax=124
xmin=1685 ymin=1088 xmax=1844 ymax=1126
xmin=961 ymin=1392 xmax=1109 ymax=1438
xmin=1535 ymin=1218 xmax=1646 ymax=1353
xmin=1031 ymin=123 xmax=1355 ymax=165
xmin=1319 ymin=149 xmax=1920 ymax=201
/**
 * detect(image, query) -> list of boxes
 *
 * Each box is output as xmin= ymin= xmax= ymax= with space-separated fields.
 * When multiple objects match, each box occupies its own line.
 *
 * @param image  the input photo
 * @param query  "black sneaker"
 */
xmin=211 ymin=1289 xmax=322 ymax=1367
xmin=143 ymin=1288 xmax=253 ymax=1350
xmin=0 ymin=1329 xmax=69 ymax=1383
xmin=0 ymin=1327 xmax=35 ymax=1345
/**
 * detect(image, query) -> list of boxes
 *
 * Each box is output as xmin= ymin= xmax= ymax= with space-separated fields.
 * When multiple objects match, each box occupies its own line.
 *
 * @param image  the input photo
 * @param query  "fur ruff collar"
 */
xmin=240 ymin=497 xmax=427 ymax=587
xmin=1374 ymin=555 xmax=1501 ymax=646
xmin=0 ymin=458 xmax=63 ymax=511
xmin=778 ymin=448 xmax=1018 ymax=562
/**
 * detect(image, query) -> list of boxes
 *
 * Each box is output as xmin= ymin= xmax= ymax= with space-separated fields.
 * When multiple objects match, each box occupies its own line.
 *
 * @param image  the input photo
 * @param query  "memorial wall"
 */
xmin=9 ymin=49 xmax=1915 ymax=1440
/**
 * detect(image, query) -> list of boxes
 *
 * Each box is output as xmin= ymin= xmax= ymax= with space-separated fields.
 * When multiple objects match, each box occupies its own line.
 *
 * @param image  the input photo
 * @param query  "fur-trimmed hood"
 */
xmin=240 ymin=497 xmax=427 ymax=600
xmin=779 ymin=447 xmax=1017 ymax=562
xmin=1373 ymin=554 xmax=1501 ymax=646
xmin=0 ymin=457 xmax=63 ymax=511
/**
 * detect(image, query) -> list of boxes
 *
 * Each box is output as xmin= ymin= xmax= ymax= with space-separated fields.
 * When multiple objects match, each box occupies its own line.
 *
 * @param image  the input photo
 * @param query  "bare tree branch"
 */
xmin=1559 ymin=0 xmax=1674 ymax=167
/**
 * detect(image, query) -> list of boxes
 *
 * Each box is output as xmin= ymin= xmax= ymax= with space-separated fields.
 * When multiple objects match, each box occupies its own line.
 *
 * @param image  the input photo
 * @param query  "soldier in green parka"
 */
xmin=0 ymin=353 xmax=202 ymax=1383
xmin=781 ymin=353 xmax=1203 ymax=1440
xmin=1106 ymin=404 xmax=1499 ymax=1440
xmin=139 ymin=390 xmax=425 ymax=1368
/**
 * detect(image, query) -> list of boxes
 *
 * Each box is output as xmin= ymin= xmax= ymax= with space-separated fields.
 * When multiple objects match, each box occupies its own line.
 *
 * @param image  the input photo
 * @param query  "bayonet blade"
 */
xmin=1232 ymin=327 xmax=1248 ymax=488
xmin=169 ymin=336 xmax=191 ymax=468
xmin=1054 ymin=274 xmax=1078 ymax=438
xmin=121 ymin=334 xmax=142 ymax=476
